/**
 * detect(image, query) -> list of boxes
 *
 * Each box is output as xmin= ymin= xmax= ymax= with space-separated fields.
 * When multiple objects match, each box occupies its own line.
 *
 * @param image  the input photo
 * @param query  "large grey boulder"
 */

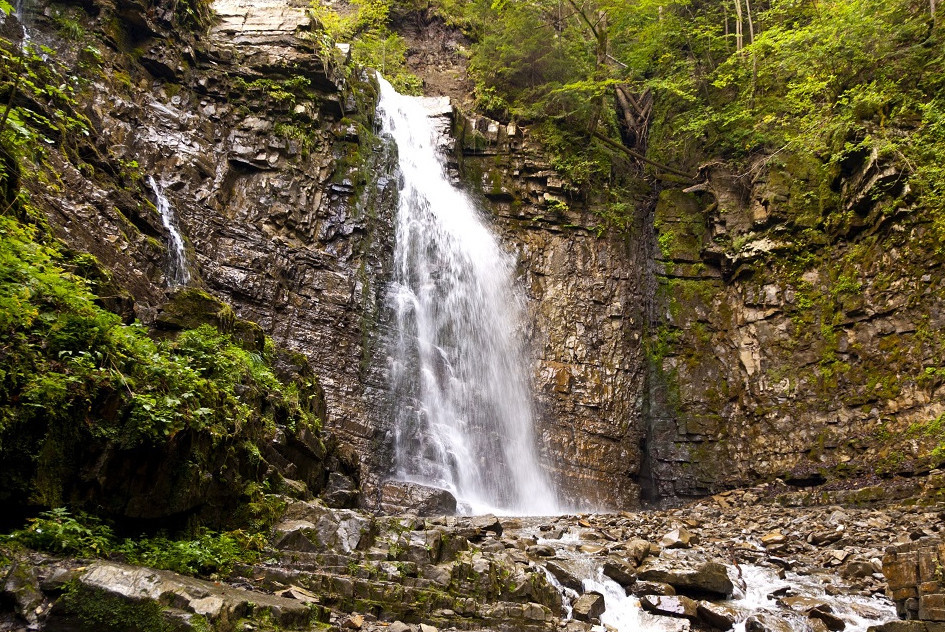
xmin=274 ymin=500 xmax=373 ymax=553
xmin=637 ymin=558 xmax=734 ymax=598
xmin=378 ymin=481 xmax=458 ymax=516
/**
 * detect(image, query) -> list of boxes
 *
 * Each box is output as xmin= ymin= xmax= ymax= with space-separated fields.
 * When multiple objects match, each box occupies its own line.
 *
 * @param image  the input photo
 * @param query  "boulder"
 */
xmin=572 ymin=592 xmax=605 ymax=622
xmin=810 ymin=608 xmax=846 ymax=631
xmin=698 ymin=601 xmax=740 ymax=630
xmin=637 ymin=561 xmax=734 ymax=598
xmin=54 ymin=562 xmax=312 ymax=630
xmin=746 ymin=614 xmax=795 ymax=632
xmin=526 ymin=544 xmax=556 ymax=557
xmin=378 ymin=481 xmax=458 ymax=516
xmin=602 ymin=558 xmax=637 ymax=588
xmin=2 ymin=563 xmax=44 ymax=627
xmin=867 ymin=623 xmax=945 ymax=632
xmin=661 ymin=528 xmax=694 ymax=549
xmin=639 ymin=594 xmax=699 ymax=620
xmin=631 ymin=580 xmax=676 ymax=597
xmin=625 ymin=539 xmax=654 ymax=565
xmin=323 ymin=472 xmax=359 ymax=508
xmin=545 ymin=560 xmax=585 ymax=593
xmin=274 ymin=501 xmax=373 ymax=553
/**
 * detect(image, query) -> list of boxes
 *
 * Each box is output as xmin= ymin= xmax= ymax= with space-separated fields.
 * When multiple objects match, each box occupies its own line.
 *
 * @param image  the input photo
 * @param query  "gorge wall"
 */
xmin=13 ymin=0 xmax=944 ymax=514
xmin=646 ymin=155 xmax=945 ymax=499
xmin=19 ymin=0 xmax=646 ymax=509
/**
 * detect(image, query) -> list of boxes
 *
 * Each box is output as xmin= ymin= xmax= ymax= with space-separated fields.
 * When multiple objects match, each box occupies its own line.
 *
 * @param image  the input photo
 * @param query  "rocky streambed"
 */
xmin=3 ymin=480 xmax=944 ymax=632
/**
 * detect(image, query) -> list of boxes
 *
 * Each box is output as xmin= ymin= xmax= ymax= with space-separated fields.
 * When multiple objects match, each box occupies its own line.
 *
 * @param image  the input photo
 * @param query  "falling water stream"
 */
xmin=147 ymin=176 xmax=191 ymax=288
xmin=377 ymin=76 xmax=559 ymax=515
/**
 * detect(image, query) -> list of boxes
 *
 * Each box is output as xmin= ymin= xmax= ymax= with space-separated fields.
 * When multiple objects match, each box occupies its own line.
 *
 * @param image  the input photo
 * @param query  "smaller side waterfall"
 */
xmin=147 ymin=176 xmax=191 ymax=288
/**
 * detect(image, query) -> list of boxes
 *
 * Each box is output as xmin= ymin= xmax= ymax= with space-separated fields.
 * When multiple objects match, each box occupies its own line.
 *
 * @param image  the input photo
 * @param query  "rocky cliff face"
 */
xmin=646 ymin=151 xmax=945 ymax=498
xmin=22 ymin=0 xmax=650 ymax=510
xmin=19 ymin=0 xmax=941 ymax=514
xmin=21 ymin=0 xmax=403 ymax=500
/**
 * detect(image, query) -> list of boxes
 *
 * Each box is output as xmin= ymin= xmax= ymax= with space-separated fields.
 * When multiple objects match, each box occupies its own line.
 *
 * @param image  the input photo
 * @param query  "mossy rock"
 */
xmin=152 ymin=288 xmax=265 ymax=353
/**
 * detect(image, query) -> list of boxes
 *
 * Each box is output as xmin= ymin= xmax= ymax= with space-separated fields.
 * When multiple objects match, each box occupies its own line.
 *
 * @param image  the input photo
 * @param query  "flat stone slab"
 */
xmin=76 ymin=561 xmax=312 ymax=628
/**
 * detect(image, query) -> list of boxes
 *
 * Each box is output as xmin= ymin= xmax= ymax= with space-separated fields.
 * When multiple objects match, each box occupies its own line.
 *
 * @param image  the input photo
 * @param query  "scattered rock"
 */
xmin=572 ymin=592 xmax=605 ymax=622
xmin=640 ymin=594 xmax=700 ymax=620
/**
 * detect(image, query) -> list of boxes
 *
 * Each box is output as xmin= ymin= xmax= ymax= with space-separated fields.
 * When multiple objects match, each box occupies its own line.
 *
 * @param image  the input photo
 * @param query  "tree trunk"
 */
xmin=744 ymin=0 xmax=755 ymax=44
xmin=733 ymin=0 xmax=744 ymax=51
xmin=724 ymin=4 xmax=730 ymax=50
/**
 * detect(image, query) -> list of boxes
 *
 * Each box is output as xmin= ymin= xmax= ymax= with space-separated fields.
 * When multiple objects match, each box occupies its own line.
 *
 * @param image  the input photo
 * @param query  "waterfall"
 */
xmin=12 ymin=0 xmax=30 ymax=45
xmin=377 ymin=75 xmax=560 ymax=516
xmin=147 ymin=176 xmax=191 ymax=288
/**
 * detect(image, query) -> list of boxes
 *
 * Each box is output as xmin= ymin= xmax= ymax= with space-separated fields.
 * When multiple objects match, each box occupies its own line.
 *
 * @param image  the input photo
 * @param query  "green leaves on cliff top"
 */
xmin=310 ymin=0 xmax=422 ymax=94
xmin=444 ymin=0 xmax=944 ymax=232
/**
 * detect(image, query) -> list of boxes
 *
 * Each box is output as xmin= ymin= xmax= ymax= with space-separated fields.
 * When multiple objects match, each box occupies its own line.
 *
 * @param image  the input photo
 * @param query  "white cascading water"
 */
xmin=147 ymin=176 xmax=191 ymax=288
xmin=377 ymin=75 xmax=559 ymax=515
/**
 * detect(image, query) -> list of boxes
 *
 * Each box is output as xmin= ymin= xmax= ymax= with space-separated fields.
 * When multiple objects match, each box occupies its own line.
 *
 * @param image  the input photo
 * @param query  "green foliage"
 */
xmin=0 ymin=207 xmax=321 ymax=505
xmin=61 ymin=582 xmax=169 ymax=632
xmin=230 ymin=75 xmax=314 ymax=107
xmin=310 ymin=0 xmax=422 ymax=94
xmin=6 ymin=508 xmax=114 ymax=557
xmin=117 ymin=529 xmax=266 ymax=577
xmin=6 ymin=508 xmax=266 ymax=578
xmin=448 ymin=0 xmax=945 ymax=235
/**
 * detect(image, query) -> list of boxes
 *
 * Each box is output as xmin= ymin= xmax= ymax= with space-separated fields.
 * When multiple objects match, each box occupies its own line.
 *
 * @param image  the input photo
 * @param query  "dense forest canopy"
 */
xmin=362 ymin=0 xmax=942 ymax=237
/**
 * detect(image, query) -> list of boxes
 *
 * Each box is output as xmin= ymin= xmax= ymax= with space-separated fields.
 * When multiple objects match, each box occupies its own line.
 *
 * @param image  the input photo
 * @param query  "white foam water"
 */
xmin=377 ymin=74 xmax=559 ymax=515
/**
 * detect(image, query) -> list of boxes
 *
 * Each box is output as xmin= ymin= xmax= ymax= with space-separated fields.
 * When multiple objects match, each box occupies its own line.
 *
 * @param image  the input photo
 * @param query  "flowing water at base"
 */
xmin=377 ymin=75 xmax=559 ymax=516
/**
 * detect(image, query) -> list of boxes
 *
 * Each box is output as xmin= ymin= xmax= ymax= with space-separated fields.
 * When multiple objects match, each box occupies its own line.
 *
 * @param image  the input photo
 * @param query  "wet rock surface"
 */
xmin=5 ymin=487 xmax=940 ymax=631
